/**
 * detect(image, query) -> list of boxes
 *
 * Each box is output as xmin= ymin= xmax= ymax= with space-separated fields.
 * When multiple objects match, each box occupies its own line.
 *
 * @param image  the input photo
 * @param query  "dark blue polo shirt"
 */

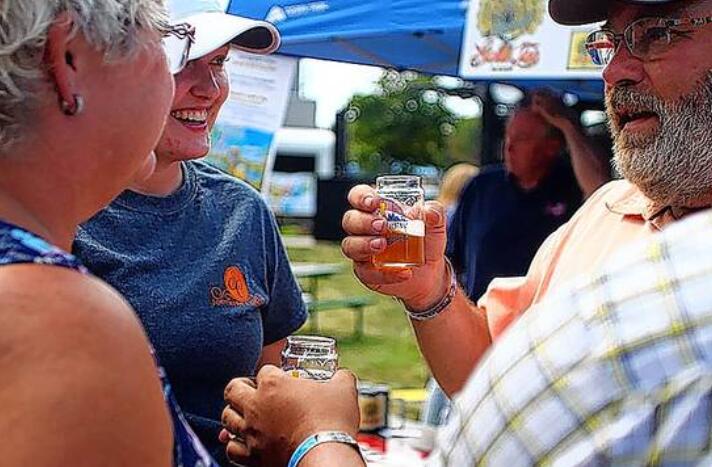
xmin=446 ymin=162 xmax=582 ymax=302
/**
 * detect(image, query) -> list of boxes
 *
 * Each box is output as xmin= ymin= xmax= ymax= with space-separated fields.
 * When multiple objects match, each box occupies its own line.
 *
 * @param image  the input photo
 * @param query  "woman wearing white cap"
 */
xmin=73 ymin=0 xmax=307 ymax=463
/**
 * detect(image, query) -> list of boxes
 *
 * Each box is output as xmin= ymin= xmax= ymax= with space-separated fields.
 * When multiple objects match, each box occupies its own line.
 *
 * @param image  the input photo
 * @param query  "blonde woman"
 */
xmin=437 ymin=163 xmax=479 ymax=224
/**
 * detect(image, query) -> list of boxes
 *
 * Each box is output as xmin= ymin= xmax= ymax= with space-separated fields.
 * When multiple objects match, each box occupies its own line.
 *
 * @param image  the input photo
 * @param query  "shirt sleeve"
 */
xmin=259 ymin=207 xmax=308 ymax=346
xmin=476 ymin=181 xmax=625 ymax=340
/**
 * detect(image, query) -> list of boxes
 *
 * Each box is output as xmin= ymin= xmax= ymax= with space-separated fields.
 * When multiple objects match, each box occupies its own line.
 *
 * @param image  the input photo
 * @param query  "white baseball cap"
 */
xmin=167 ymin=0 xmax=281 ymax=60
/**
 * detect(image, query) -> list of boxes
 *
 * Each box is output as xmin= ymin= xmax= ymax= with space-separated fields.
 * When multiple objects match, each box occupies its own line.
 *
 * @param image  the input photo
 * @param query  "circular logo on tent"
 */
xmin=478 ymin=0 xmax=545 ymax=40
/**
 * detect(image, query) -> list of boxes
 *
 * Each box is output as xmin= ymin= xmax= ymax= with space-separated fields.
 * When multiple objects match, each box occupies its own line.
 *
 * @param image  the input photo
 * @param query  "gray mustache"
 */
xmin=606 ymin=87 xmax=663 ymax=115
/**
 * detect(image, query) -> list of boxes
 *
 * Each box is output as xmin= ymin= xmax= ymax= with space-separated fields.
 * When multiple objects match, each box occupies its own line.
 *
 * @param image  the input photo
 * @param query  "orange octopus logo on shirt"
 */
xmin=224 ymin=266 xmax=249 ymax=303
xmin=209 ymin=265 xmax=265 ymax=307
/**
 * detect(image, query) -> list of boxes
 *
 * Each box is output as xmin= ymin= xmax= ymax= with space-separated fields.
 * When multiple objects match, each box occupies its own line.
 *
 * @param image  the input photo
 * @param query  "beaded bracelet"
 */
xmin=287 ymin=431 xmax=363 ymax=467
xmin=402 ymin=257 xmax=457 ymax=322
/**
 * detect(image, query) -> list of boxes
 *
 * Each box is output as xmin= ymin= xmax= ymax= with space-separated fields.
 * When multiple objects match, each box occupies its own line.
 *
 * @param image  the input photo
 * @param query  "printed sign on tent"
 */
xmin=459 ymin=0 xmax=603 ymax=79
xmin=207 ymin=48 xmax=297 ymax=192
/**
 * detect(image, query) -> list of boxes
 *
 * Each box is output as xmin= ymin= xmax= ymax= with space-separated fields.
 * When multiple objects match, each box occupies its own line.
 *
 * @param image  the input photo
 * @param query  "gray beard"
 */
xmin=606 ymin=73 xmax=712 ymax=209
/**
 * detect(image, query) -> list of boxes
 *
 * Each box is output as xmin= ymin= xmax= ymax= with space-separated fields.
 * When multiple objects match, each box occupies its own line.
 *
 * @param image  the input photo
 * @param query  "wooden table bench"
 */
xmin=291 ymin=263 xmax=345 ymax=300
xmin=292 ymin=262 xmax=377 ymax=338
xmin=305 ymin=295 xmax=377 ymax=338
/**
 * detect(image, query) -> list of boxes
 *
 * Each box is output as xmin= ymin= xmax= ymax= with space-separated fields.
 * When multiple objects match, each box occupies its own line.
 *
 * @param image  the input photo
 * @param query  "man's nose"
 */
xmin=602 ymin=40 xmax=645 ymax=89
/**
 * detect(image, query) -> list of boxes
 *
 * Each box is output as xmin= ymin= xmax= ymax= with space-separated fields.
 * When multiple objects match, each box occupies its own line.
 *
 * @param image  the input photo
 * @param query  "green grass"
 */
xmin=287 ymin=241 xmax=428 ymax=389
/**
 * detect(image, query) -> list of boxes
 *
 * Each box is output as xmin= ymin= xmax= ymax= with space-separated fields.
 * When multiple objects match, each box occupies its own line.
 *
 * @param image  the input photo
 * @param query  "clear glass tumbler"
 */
xmin=281 ymin=335 xmax=338 ymax=381
xmin=373 ymin=175 xmax=426 ymax=268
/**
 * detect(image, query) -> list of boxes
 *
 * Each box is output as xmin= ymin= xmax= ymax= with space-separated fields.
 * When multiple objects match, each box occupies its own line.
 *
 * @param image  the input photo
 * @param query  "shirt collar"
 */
xmin=605 ymin=181 xmax=701 ymax=230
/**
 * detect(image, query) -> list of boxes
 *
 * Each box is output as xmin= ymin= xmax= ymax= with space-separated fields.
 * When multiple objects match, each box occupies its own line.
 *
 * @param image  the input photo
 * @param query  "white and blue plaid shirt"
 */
xmin=430 ymin=210 xmax=712 ymax=466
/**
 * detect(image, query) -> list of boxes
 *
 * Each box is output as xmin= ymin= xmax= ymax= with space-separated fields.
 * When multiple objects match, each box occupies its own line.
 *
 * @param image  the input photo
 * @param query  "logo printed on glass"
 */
xmin=380 ymin=198 xmax=425 ymax=245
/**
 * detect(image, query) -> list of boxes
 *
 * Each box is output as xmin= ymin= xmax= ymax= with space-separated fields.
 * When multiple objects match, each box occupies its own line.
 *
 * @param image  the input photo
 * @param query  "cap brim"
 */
xmin=548 ymin=0 xmax=610 ymax=25
xmin=548 ymin=0 xmax=676 ymax=25
xmin=183 ymin=12 xmax=281 ymax=60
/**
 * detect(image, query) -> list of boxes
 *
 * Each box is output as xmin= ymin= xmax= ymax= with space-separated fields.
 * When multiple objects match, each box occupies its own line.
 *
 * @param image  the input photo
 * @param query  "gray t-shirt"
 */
xmin=74 ymin=160 xmax=307 ymax=464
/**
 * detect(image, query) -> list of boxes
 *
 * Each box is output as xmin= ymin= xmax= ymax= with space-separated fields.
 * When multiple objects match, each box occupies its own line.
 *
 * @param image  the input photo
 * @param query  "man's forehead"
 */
xmin=604 ymin=0 xmax=712 ymax=28
xmin=507 ymin=110 xmax=548 ymax=135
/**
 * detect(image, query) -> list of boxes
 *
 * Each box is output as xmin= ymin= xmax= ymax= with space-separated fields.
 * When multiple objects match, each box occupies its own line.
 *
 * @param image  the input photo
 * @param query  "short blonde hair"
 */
xmin=0 ymin=0 xmax=168 ymax=150
xmin=438 ymin=163 xmax=479 ymax=208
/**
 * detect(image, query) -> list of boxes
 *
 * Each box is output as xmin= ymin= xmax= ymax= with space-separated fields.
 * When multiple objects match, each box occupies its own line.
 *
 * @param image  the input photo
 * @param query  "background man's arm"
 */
xmin=559 ymin=119 xmax=611 ymax=197
xmin=532 ymin=91 xmax=610 ymax=197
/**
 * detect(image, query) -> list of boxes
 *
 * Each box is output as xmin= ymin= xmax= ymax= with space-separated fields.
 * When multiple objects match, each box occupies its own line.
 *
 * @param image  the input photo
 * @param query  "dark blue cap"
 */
xmin=549 ymin=0 xmax=677 ymax=25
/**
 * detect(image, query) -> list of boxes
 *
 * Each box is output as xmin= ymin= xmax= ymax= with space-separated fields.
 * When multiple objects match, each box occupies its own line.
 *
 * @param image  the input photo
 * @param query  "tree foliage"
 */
xmin=345 ymin=71 xmax=461 ymax=174
xmin=448 ymin=117 xmax=482 ymax=166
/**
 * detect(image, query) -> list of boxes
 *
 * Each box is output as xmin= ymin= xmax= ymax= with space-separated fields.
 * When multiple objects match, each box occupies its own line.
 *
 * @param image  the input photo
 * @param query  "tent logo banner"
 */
xmin=459 ymin=0 xmax=603 ymax=79
xmin=265 ymin=1 xmax=330 ymax=23
xmin=266 ymin=6 xmax=287 ymax=23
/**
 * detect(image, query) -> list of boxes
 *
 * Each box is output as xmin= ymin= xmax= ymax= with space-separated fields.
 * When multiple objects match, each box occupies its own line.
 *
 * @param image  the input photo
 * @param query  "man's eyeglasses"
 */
xmin=584 ymin=15 xmax=712 ymax=66
xmin=159 ymin=22 xmax=196 ymax=74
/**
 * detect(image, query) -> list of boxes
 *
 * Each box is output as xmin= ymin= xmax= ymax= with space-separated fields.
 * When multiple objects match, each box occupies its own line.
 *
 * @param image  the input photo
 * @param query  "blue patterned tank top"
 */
xmin=0 ymin=219 xmax=218 ymax=467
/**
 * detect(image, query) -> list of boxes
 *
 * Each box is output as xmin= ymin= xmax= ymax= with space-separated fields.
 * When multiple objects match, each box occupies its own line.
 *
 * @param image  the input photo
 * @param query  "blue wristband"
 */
xmin=287 ymin=431 xmax=362 ymax=467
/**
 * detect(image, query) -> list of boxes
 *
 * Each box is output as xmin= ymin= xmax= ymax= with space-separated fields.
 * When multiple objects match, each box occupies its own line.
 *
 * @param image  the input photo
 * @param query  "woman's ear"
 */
xmin=44 ymin=12 xmax=78 ymax=113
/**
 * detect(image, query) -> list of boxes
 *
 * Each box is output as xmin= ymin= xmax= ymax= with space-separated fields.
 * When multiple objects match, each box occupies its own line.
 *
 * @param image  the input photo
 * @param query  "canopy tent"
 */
xmin=226 ymin=0 xmax=604 ymax=103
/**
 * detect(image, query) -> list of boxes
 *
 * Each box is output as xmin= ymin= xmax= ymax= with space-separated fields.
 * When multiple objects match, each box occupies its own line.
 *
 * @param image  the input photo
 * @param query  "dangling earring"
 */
xmin=60 ymin=94 xmax=84 ymax=116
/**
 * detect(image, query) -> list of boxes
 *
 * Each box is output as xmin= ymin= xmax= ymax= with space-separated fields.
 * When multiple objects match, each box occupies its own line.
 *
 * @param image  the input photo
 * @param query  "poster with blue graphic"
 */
xmin=267 ymin=172 xmax=317 ymax=218
xmin=210 ymin=126 xmax=275 ymax=188
xmin=207 ymin=49 xmax=297 ymax=191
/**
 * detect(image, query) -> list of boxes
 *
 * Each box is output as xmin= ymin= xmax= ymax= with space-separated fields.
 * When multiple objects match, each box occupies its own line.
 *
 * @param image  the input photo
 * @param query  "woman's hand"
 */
xmin=341 ymin=184 xmax=450 ymax=312
xmin=220 ymin=366 xmax=359 ymax=467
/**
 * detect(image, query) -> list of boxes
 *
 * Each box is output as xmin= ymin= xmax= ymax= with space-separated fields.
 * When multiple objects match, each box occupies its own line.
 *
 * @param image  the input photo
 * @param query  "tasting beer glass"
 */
xmin=281 ymin=335 xmax=338 ymax=381
xmin=373 ymin=175 xmax=426 ymax=268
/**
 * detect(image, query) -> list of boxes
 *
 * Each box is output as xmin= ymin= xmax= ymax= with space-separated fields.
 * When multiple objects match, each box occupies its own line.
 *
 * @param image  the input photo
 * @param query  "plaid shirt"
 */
xmin=429 ymin=210 xmax=712 ymax=466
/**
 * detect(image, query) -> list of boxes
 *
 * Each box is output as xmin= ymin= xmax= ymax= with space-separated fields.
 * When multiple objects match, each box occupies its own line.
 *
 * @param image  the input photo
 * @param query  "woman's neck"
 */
xmin=129 ymin=159 xmax=184 ymax=197
xmin=0 ymin=190 xmax=76 ymax=251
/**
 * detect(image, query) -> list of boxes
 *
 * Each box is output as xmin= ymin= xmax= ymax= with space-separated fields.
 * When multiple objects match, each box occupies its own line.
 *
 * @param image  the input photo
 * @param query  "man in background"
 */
xmin=448 ymin=92 xmax=610 ymax=301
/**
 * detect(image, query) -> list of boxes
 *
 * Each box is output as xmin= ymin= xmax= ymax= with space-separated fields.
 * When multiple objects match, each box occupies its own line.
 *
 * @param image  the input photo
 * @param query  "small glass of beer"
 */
xmin=281 ymin=335 xmax=338 ymax=381
xmin=373 ymin=175 xmax=426 ymax=268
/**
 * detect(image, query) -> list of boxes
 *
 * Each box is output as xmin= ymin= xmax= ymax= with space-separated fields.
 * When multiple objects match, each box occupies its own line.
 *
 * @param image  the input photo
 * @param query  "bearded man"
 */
xmin=336 ymin=0 xmax=712 ymax=397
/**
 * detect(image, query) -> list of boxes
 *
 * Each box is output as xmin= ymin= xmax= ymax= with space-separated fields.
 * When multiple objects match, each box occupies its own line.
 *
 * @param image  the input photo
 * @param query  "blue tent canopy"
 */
xmin=226 ymin=0 xmax=604 ymax=103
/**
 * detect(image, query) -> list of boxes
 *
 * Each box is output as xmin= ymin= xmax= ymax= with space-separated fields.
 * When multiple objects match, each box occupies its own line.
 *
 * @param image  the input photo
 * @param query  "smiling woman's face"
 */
xmin=154 ymin=45 xmax=230 ymax=162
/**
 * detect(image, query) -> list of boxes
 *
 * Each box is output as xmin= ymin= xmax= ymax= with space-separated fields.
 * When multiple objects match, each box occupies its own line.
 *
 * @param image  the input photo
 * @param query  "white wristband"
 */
xmin=288 ymin=431 xmax=363 ymax=467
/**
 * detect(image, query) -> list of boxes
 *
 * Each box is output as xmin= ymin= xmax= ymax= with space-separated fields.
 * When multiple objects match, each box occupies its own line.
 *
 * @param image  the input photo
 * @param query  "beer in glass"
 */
xmin=373 ymin=175 xmax=425 ymax=268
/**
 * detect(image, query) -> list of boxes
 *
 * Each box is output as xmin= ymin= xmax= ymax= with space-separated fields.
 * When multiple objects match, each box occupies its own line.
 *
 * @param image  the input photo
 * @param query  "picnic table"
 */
xmin=291 ymin=262 xmax=376 ymax=337
xmin=291 ymin=262 xmax=345 ymax=299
